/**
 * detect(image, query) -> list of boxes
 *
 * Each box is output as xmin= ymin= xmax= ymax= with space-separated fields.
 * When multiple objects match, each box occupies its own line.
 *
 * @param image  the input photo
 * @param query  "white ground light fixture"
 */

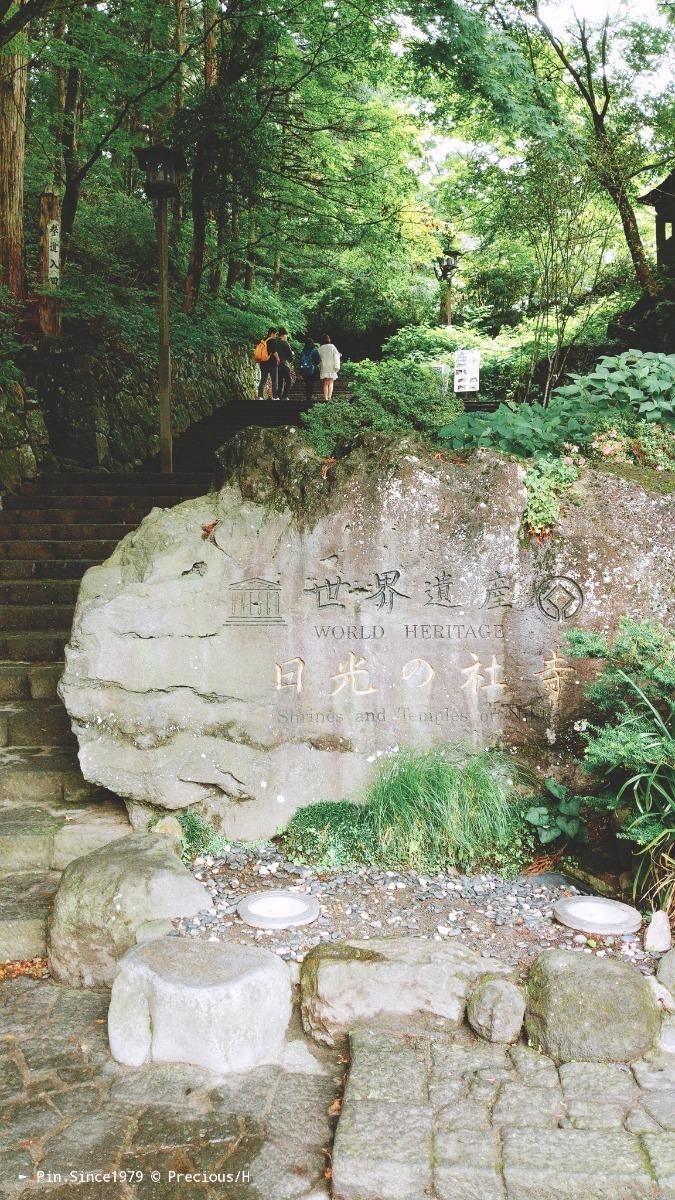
xmin=237 ymin=889 xmax=321 ymax=930
xmin=553 ymin=895 xmax=642 ymax=936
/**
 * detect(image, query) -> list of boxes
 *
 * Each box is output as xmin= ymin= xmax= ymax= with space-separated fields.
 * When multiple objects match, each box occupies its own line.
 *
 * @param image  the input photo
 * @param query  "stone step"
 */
xmin=0 ymin=663 xmax=62 ymax=701
xmin=0 ymin=797 xmax=130 ymax=872
xmin=0 ymin=559 xmax=97 ymax=579
xmin=0 ymin=580 xmax=80 ymax=604
xmin=29 ymin=468 xmax=210 ymax=483
xmin=0 ymin=539 xmax=117 ymax=560
xmin=0 ymin=870 xmax=60 ymax=962
xmin=0 ymin=745 xmax=104 ymax=804
xmin=0 ymin=701 xmax=75 ymax=748
xmin=0 ymin=507 xmax=158 ymax=525
xmin=27 ymin=477 xmax=210 ymax=496
xmin=0 ymin=604 xmax=75 ymax=631
xmin=4 ymin=494 xmax=204 ymax=511
xmin=0 ymin=631 xmax=69 ymax=661
xmin=0 ymin=521 xmax=134 ymax=540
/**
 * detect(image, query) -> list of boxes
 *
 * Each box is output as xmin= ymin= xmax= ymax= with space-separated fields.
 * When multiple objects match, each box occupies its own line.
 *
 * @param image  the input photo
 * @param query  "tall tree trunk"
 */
xmin=51 ymin=12 xmax=66 ymax=184
xmin=209 ymin=199 xmax=228 ymax=295
xmin=60 ymin=64 xmax=82 ymax=245
xmin=182 ymin=0 xmax=218 ymax=308
xmin=0 ymin=11 xmax=28 ymax=300
xmin=225 ymin=200 xmax=241 ymax=290
xmin=604 ymin=176 xmax=656 ymax=296
xmin=183 ymin=144 xmax=209 ymax=312
xmin=174 ymin=0 xmax=185 ymax=109
xmin=244 ymin=202 xmax=255 ymax=290
xmin=592 ymin=129 xmax=656 ymax=296
xmin=272 ymin=249 xmax=281 ymax=292
xmin=533 ymin=13 xmax=658 ymax=299
xmin=203 ymin=0 xmax=217 ymax=87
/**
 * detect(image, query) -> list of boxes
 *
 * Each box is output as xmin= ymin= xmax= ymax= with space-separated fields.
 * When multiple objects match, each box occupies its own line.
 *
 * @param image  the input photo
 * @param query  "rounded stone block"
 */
xmin=108 ymin=938 xmax=292 ymax=1073
xmin=467 ymin=977 xmax=525 ymax=1044
xmin=526 ymin=949 xmax=660 ymax=1064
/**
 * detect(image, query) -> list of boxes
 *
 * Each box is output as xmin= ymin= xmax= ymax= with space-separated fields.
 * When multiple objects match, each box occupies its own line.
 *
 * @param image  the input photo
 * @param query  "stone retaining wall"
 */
xmin=0 ymin=380 xmax=51 ymax=494
xmin=19 ymin=339 xmax=254 ymax=472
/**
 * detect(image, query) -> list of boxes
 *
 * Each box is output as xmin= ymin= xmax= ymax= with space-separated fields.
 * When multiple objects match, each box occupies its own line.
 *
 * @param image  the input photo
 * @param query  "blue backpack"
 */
xmin=300 ymin=349 xmax=317 ymax=374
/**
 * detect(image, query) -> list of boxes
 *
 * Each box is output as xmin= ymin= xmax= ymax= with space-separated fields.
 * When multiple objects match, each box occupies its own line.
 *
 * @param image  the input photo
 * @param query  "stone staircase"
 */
xmin=0 ymin=469 xmax=211 ymax=962
xmin=166 ymin=382 xmax=351 ymax=472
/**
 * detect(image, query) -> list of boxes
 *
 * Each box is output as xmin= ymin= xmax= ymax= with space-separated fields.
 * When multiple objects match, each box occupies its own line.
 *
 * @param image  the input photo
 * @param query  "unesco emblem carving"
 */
xmin=227 ymin=579 xmax=285 ymax=626
xmin=536 ymin=576 xmax=584 ymax=622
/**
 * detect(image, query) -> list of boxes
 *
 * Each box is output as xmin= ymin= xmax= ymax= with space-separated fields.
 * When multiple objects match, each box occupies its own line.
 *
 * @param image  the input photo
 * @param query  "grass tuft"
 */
xmin=179 ymin=810 xmax=230 ymax=863
xmin=280 ymin=747 xmax=530 ymax=874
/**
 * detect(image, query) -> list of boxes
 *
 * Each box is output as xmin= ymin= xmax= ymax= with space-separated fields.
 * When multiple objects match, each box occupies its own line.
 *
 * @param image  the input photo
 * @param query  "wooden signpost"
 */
xmin=38 ymin=186 xmax=61 ymax=336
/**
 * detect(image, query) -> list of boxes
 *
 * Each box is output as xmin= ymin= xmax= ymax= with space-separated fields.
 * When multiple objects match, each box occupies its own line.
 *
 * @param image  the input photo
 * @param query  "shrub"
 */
xmin=0 ymin=290 xmax=25 ymax=390
xmin=524 ymin=457 xmax=579 ymax=535
xmin=382 ymin=323 xmax=523 ymax=406
xmin=525 ymin=779 xmax=590 ymax=845
xmin=301 ymin=359 xmax=462 ymax=457
xmin=279 ymin=748 xmax=528 ymax=874
xmin=178 ymin=810 xmax=230 ymax=862
xmin=554 ymin=349 xmax=675 ymax=427
xmin=441 ymin=394 xmax=597 ymax=459
xmin=441 ymin=350 xmax=675 ymax=463
xmin=565 ymin=620 xmax=675 ymax=911
xmin=279 ymin=801 xmax=375 ymax=870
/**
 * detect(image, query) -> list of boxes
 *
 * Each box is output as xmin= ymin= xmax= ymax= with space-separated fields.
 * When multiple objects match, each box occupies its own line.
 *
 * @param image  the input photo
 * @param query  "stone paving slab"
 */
xmin=0 ymin=978 xmax=336 ymax=1200
xmin=503 ymin=1129 xmax=658 ymax=1199
xmin=332 ymin=1026 xmax=675 ymax=1200
xmin=434 ymin=1130 xmax=504 ymax=1200
xmin=644 ymin=1134 xmax=675 ymax=1199
xmin=331 ymin=1099 xmax=433 ymax=1200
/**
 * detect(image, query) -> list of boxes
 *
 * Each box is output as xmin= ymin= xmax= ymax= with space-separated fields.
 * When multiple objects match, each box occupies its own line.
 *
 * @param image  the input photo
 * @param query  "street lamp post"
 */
xmin=433 ymin=244 xmax=462 ymax=327
xmin=134 ymin=144 xmax=187 ymax=474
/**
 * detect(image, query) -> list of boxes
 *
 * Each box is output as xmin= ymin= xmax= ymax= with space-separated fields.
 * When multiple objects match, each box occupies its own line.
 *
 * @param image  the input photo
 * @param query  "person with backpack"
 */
xmin=253 ymin=328 xmax=280 ymax=399
xmin=276 ymin=328 xmax=295 ymax=400
xmin=298 ymin=337 xmax=320 ymax=402
xmin=318 ymin=334 xmax=341 ymax=400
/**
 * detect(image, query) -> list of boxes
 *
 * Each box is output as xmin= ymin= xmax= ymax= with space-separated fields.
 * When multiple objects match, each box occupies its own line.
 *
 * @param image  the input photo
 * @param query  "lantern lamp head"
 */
xmin=434 ymin=244 xmax=462 ymax=281
xmin=134 ymin=144 xmax=187 ymax=200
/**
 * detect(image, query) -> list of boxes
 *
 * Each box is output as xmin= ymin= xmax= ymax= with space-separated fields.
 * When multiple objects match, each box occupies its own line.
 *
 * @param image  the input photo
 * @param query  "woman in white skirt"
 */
xmin=318 ymin=334 xmax=341 ymax=400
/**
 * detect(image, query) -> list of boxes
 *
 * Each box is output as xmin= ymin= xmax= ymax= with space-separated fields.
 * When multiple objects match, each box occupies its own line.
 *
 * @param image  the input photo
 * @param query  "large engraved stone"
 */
xmin=59 ymin=430 xmax=675 ymax=839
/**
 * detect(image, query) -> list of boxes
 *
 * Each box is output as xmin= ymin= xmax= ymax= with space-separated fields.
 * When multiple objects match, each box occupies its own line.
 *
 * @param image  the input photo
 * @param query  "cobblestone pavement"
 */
xmin=178 ymin=845 xmax=659 ymax=977
xmin=332 ymin=1027 xmax=675 ymax=1200
xmin=0 ymin=978 xmax=340 ymax=1200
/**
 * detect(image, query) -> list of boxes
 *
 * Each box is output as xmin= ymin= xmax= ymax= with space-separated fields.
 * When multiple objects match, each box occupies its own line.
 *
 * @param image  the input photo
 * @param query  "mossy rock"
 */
xmin=300 ymin=936 xmax=514 ymax=1047
xmin=525 ymin=949 xmax=659 ymax=1064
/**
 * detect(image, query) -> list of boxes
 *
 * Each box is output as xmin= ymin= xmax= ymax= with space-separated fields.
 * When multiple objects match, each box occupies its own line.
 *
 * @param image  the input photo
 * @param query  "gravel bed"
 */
xmin=175 ymin=843 xmax=659 ymax=980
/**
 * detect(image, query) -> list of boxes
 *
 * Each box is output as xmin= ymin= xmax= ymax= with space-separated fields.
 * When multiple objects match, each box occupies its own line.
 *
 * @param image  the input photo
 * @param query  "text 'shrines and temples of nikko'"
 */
xmin=60 ymin=443 xmax=674 ymax=838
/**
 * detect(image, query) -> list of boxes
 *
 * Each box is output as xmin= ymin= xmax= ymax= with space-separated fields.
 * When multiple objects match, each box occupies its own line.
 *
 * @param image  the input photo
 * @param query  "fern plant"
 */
xmin=566 ymin=621 xmax=675 ymax=909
